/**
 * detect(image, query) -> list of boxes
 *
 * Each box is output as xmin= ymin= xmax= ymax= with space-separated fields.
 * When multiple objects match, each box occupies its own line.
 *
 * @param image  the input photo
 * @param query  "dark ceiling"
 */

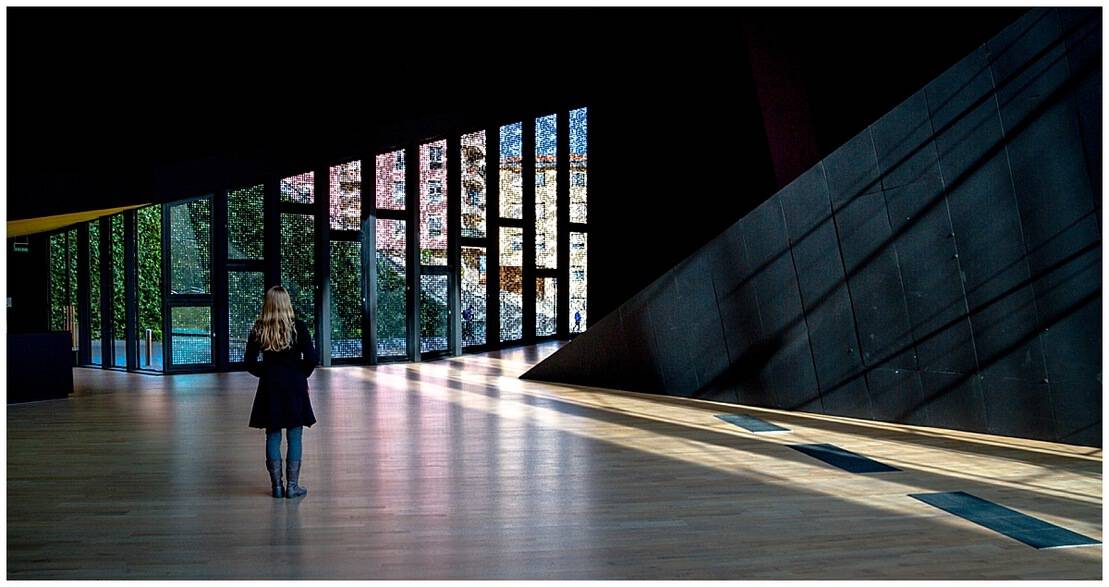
xmin=8 ymin=7 xmax=1023 ymax=221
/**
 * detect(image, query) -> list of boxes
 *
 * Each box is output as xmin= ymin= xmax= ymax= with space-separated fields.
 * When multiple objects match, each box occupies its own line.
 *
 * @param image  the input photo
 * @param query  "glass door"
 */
xmin=164 ymin=196 xmax=215 ymax=372
xmin=418 ymin=140 xmax=452 ymax=359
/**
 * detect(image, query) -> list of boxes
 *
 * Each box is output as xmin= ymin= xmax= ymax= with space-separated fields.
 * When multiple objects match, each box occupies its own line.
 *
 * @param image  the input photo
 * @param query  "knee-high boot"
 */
xmin=266 ymin=459 xmax=284 ymax=498
xmin=285 ymin=460 xmax=307 ymax=498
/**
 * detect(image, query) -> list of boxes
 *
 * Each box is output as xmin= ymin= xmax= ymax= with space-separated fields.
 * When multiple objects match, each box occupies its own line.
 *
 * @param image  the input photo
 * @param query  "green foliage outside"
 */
xmin=111 ymin=216 xmax=126 ymax=338
xmin=169 ymin=200 xmax=211 ymax=295
xmin=376 ymin=256 xmax=405 ymax=343
xmin=48 ymin=234 xmax=66 ymax=331
xmin=375 ymin=256 xmax=447 ymax=345
xmin=66 ymin=229 xmax=78 ymax=310
xmin=171 ymin=305 xmax=210 ymax=331
xmin=137 ymin=206 xmax=163 ymax=341
xmin=228 ymin=186 xmax=264 ymax=260
xmin=420 ymin=280 xmax=447 ymax=340
xmin=280 ymin=213 xmax=315 ymax=332
xmin=88 ymin=222 xmax=101 ymax=336
xmin=330 ymin=242 xmax=362 ymax=343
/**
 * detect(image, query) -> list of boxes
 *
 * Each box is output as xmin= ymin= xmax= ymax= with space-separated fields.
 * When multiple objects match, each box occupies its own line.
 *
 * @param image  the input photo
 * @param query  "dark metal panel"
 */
xmin=927 ymin=46 xmax=1000 ymax=184
xmin=992 ymin=8 xmax=1098 ymax=255
xmin=1005 ymin=101 xmax=1097 ymax=254
xmin=931 ymin=53 xmax=1049 ymax=382
xmin=990 ymin=8 xmax=1069 ymax=131
xmin=823 ymin=129 xmax=883 ymax=210
xmin=963 ymin=264 xmax=1046 ymax=383
xmin=704 ymin=221 xmax=763 ymax=405
xmin=1059 ymin=8 xmax=1103 ymax=214
xmin=1007 ymin=107 xmax=1096 ymax=250
xmin=633 ymin=274 xmax=695 ymax=396
xmin=570 ymin=309 xmax=631 ymax=390
xmin=1050 ymin=378 xmax=1101 ymax=446
xmin=618 ymin=305 xmax=666 ymax=395
xmin=742 ymin=197 xmax=821 ymax=412
xmin=741 ymin=198 xmax=797 ymax=333
xmin=779 ymin=164 xmax=870 ymax=417
xmin=883 ymin=176 xmax=977 ymax=375
xmin=871 ymin=90 xmax=942 ymax=190
xmin=1030 ymin=214 xmax=1101 ymax=385
xmin=834 ymin=191 xmax=918 ymax=371
xmin=865 ymin=368 xmax=928 ymax=426
xmin=981 ymin=376 xmax=1056 ymax=441
xmin=672 ymin=254 xmax=731 ymax=401
xmin=919 ymin=371 xmax=988 ymax=433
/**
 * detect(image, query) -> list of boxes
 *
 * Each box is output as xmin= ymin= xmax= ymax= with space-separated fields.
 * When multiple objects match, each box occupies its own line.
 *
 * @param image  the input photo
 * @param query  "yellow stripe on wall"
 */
xmin=7 ymin=204 xmax=150 ymax=238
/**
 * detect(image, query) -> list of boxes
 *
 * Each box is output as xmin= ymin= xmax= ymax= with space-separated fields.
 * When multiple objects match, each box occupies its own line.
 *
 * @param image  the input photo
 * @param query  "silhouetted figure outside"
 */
xmin=463 ymin=304 xmax=474 ymax=340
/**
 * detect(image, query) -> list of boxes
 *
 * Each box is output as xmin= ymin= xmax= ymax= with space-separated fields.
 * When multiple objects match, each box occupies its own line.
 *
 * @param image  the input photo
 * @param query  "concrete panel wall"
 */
xmin=524 ymin=8 xmax=1102 ymax=447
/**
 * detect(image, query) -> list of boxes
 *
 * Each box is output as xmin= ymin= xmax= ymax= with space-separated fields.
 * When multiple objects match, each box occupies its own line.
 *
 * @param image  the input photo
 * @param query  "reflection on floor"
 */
xmin=8 ymin=342 xmax=1102 ymax=579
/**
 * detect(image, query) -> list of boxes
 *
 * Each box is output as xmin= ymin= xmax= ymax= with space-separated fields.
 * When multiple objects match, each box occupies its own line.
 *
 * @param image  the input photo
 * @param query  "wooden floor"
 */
xmin=8 ymin=342 xmax=1102 ymax=579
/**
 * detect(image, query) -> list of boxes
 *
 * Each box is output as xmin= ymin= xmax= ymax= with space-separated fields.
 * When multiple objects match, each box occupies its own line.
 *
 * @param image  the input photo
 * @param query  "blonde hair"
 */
xmin=253 ymin=286 xmax=297 ymax=351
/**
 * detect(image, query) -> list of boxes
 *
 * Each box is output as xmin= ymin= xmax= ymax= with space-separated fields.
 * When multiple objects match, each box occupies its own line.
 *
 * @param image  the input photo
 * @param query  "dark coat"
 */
xmin=246 ymin=319 xmax=318 ymax=430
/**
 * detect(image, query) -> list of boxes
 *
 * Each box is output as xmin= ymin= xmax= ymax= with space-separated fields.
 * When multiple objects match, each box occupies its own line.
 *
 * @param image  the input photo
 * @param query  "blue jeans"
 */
xmin=265 ymin=427 xmax=303 ymax=461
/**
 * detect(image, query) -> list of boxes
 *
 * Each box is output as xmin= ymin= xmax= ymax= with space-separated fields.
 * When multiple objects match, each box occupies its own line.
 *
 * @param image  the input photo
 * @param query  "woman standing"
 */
xmin=246 ymin=286 xmax=318 ymax=498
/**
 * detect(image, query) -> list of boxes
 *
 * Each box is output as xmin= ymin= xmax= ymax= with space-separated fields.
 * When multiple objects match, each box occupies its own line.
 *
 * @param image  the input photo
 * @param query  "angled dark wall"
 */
xmin=525 ymin=7 xmax=1102 ymax=447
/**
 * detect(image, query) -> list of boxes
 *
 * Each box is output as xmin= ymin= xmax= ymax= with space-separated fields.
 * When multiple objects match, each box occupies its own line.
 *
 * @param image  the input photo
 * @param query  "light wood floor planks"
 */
xmin=7 ymin=342 xmax=1102 ymax=579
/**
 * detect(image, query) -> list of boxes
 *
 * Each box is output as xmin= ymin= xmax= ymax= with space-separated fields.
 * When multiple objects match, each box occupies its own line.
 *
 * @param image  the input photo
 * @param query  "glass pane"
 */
xmin=461 ymin=131 xmax=486 ymax=239
xmin=111 ymin=215 xmax=126 ymax=367
xmin=66 ymin=229 xmax=78 ymax=333
xmin=169 ymin=199 xmax=211 ymax=295
xmin=89 ymin=221 xmax=102 ymax=365
xmin=281 ymin=171 xmax=314 ymax=204
xmin=228 ymin=271 xmax=265 ymax=363
xmin=136 ymin=206 xmax=163 ymax=370
xmin=570 ymin=231 xmax=588 ymax=333
xmin=536 ymin=113 xmax=558 ymax=270
xmin=170 ymin=306 xmax=211 ymax=366
xmin=281 ymin=213 xmax=315 ymax=332
xmin=420 ymin=140 xmax=448 ymax=266
xmin=461 ymin=246 xmax=487 ymax=347
xmin=499 ymin=226 xmax=523 ymax=342
xmin=570 ymin=107 xmax=588 ymax=224
xmin=536 ymin=277 xmax=557 ymax=337
xmin=499 ymin=122 xmax=523 ymax=220
xmin=228 ymin=184 xmax=264 ymax=260
xmin=49 ymin=233 xmax=66 ymax=332
xmin=376 ymin=218 xmax=407 ymax=358
xmin=330 ymin=240 xmax=363 ymax=359
xmin=376 ymin=150 xmax=406 ymax=210
xmin=330 ymin=161 xmax=361 ymax=231
xmin=420 ymin=274 xmax=448 ymax=354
